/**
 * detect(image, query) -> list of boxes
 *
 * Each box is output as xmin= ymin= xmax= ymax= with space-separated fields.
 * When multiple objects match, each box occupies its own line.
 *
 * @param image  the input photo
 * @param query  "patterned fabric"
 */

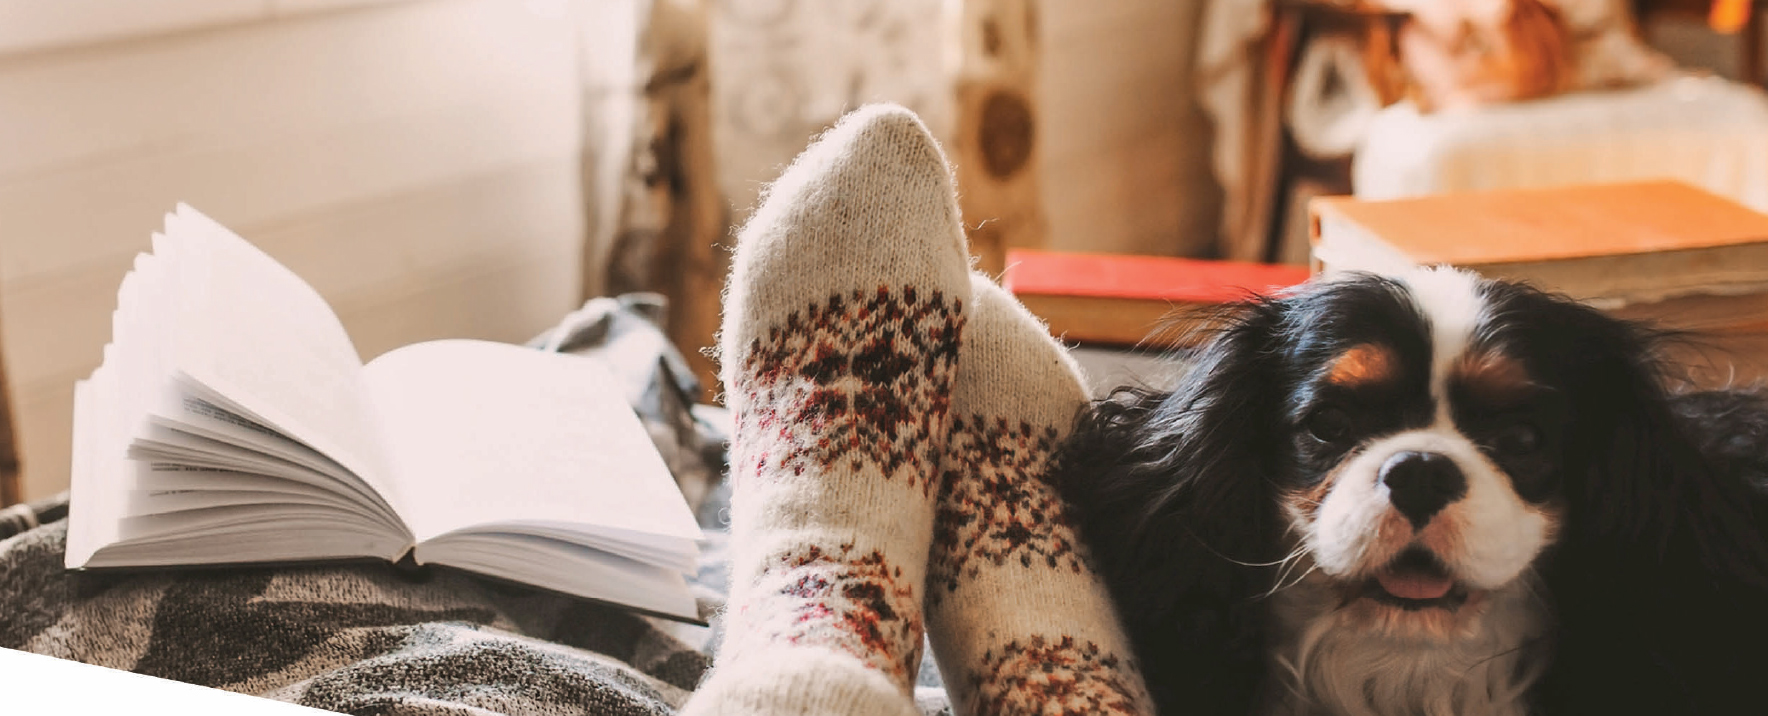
xmin=0 ymin=493 xmax=64 ymax=541
xmin=928 ymin=417 xmax=1085 ymax=602
xmin=732 ymin=286 xmax=963 ymax=494
xmin=681 ymin=103 xmax=972 ymax=716
xmin=969 ymin=636 xmax=1142 ymax=716
xmin=922 ymin=277 xmax=1153 ymax=716
xmin=760 ymin=542 xmax=924 ymax=683
xmin=0 ymin=513 xmax=710 ymax=715
xmin=720 ymin=285 xmax=964 ymax=691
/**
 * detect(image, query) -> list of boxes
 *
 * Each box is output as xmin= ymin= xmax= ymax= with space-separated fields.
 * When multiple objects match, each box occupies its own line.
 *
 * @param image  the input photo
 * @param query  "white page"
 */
xmin=104 ymin=244 xmax=383 ymax=513
xmin=85 ymin=515 xmax=409 ymax=568
xmin=140 ymin=406 xmax=391 ymax=518
xmin=414 ymin=534 xmax=698 ymax=621
xmin=124 ymin=465 xmax=361 ymax=499
xmin=128 ymin=422 xmax=374 ymax=500
xmin=68 ymin=255 xmax=160 ymax=567
xmin=363 ymin=340 xmax=701 ymax=552
xmin=66 ymin=375 xmax=113 ymax=566
xmin=123 ymin=486 xmax=367 ymax=517
xmin=69 ymin=206 xmax=410 ymax=568
xmin=158 ymin=205 xmax=398 ymax=508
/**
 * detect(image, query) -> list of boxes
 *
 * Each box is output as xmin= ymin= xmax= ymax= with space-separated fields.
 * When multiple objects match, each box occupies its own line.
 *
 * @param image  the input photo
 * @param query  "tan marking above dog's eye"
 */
xmin=1325 ymin=344 xmax=1398 ymax=388
xmin=1456 ymin=352 xmax=1536 ymax=407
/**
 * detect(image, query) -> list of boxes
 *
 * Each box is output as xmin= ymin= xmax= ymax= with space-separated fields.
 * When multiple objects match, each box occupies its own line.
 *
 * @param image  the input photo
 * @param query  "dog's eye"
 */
xmin=1305 ymin=406 xmax=1355 ymax=443
xmin=1492 ymin=423 xmax=1543 ymax=455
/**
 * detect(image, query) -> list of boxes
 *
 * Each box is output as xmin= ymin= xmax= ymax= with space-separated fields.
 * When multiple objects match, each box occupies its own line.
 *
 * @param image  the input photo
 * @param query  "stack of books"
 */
xmin=1311 ymin=180 xmax=1768 ymax=384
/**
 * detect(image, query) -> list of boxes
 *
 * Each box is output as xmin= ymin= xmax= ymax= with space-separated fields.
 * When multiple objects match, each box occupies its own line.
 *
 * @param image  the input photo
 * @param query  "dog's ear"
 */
xmin=1057 ymin=298 xmax=1290 ymax=716
xmin=1522 ymin=291 xmax=1767 ymax=579
xmin=1508 ymin=287 xmax=1768 ymax=712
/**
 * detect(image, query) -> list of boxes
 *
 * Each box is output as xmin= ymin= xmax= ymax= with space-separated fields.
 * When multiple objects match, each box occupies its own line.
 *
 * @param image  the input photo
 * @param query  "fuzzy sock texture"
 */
xmin=680 ymin=104 xmax=972 ymax=716
xmin=924 ymin=276 xmax=1156 ymax=716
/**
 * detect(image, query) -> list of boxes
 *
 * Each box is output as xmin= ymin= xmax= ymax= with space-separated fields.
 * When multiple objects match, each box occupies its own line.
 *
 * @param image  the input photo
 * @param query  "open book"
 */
xmin=67 ymin=205 xmax=704 ymax=621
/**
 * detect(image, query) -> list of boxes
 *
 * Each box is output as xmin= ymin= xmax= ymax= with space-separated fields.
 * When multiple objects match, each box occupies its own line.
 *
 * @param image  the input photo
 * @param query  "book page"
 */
xmin=363 ymin=340 xmax=701 ymax=552
xmin=69 ymin=356 xmax=407 ymax=568
xmin=157 ymin=205 xmax=398 ymax=505
xmin=1311 ymin=212 xmax=1418 ymax=277
xmin=414 ymin=533 xmax=698 ymax=621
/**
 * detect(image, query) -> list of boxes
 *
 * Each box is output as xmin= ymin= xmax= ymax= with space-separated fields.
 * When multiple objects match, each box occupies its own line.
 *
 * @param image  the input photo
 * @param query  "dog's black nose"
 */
xmin=1380 ymin=451 xmax=1467 ymax=529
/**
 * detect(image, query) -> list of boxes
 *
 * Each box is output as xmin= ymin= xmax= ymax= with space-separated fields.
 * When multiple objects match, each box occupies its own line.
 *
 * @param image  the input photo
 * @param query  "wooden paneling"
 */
xmin=954 ymin=0 xmax=1046 ymax=273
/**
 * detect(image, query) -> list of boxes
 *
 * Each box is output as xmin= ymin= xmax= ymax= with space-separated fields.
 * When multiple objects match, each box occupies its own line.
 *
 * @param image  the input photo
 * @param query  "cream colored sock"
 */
xmin=680 ymin=104 xmax=972 ymax=716
xmin=925 ymin=276 xmax=1156 ymax=715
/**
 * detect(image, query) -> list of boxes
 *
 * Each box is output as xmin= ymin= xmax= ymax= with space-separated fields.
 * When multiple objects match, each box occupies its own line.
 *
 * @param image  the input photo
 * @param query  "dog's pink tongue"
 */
xmin=1377 ymin=571 xmax=1453 ymax=600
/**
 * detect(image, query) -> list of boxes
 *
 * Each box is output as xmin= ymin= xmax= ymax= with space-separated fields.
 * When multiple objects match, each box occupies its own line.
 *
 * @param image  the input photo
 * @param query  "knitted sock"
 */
xmin=680 ymin=104 xmax=972 ymax=716
xmin=925 ymin=276 xmax=1156 ymax=715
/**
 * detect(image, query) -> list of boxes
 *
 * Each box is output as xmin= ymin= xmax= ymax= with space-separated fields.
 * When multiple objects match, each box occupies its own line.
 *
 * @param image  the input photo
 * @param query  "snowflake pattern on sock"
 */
xmin=928 ymin=416 xmax=1088 ymax=602
xmin=738 ymin=542 xmax=925 ymax=685
xmin=967 ymin=635 xmax=1142 ymax=716
xmin=733 ymin=286 xmax=963 ymax=495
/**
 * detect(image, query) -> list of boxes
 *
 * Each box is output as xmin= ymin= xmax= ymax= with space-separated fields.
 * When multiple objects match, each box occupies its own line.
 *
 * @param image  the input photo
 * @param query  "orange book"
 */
xmin=1003 ymin=250 xmax=1310 ymax=347
xmin=1309 ymin=181 xmax=1768 ymax=326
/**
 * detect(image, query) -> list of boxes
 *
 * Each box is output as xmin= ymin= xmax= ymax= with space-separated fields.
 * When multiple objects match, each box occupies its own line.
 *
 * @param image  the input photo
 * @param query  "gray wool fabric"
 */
xmin=0 ymin=520 xmax=706 ymax=715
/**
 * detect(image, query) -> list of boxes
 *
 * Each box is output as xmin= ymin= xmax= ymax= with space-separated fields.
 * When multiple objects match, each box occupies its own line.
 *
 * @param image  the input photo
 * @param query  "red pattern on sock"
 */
xmin=748 ymin=542 xmax=925 ymax=684
xmin=928 ymin=416 xmax=1088 ymax=602
xmin=968 ymin=635 xmax=1143 ymax=716
xmin=733 ymin=286 xmax=963 ymax=495
xmin=725 ymin=284 xmax=963 ymax=688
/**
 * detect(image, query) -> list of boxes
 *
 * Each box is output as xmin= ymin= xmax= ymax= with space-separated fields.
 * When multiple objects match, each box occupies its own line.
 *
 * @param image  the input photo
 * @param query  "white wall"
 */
xmin=0 ymin=0 xmax=587 ymax=499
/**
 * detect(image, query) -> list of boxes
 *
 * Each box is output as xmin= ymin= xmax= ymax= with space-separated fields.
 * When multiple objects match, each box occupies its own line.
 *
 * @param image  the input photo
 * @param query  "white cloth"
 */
xmin=1287 ymin=35 xmax=1382 ymax=160
xmin=1354 ymin=75 xmax=1768 ymax=211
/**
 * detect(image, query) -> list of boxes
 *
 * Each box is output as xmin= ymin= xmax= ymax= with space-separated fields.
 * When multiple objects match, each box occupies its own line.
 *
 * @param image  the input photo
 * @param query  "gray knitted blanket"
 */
xmin=0 ymin=498 xmax=963 ymax=715
xmin=0 ymin=505 xmax=731 ymax=715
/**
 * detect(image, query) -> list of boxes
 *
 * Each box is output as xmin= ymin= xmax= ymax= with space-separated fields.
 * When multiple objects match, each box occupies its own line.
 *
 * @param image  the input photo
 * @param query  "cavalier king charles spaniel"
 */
xmin=1059 ymin=267 xmax=1768 ymax=716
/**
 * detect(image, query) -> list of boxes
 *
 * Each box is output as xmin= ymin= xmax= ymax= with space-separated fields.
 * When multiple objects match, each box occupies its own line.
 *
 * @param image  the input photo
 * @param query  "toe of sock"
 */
xmin=956 ymin=275 xmax=1089 ymax=423
xmin=678 ymin=649 xmax=923 ymax=716
xmin=719 ymin=104 xmax=974 ymax=383
xmin=729 ymin=103 xmax=970 ymax=302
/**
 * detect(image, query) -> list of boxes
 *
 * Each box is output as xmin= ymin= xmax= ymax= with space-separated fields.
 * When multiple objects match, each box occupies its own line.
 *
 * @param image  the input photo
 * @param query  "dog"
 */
xmin=1057 ymin=266 xmax=1768 ymax=715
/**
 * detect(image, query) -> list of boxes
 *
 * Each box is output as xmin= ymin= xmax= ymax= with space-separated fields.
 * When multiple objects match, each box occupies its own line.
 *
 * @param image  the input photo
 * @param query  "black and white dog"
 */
xmin=1059 ymin=267 xmax=1768 ymax=716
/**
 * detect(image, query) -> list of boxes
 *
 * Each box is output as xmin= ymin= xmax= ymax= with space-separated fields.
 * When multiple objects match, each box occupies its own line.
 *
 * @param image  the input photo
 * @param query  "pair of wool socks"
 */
xmin=679 ymin=105 xmax=1151 ymax=716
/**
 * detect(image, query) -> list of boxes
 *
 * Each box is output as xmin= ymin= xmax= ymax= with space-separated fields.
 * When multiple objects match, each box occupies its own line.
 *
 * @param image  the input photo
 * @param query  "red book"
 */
xmin=1003 ymin=249 xmax=1310 ymax=347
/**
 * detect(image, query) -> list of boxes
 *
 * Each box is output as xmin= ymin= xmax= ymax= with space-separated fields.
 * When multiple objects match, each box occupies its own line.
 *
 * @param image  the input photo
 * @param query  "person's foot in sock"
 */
xmin=680 ymin=104 xmax=972 ymax=716
xmin=925 ymin=276 xmax=1155 ymax=715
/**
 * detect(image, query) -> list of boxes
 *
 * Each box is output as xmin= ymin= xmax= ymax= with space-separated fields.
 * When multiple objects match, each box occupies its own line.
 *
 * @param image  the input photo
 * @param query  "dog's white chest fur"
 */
xmin=1257 ymin=576 xmax=1552 ymax=716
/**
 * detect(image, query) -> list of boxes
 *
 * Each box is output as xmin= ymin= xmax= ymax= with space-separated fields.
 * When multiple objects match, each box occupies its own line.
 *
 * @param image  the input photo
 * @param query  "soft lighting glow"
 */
xmin=1712 ymin=0 xmax=1751 ymax=34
